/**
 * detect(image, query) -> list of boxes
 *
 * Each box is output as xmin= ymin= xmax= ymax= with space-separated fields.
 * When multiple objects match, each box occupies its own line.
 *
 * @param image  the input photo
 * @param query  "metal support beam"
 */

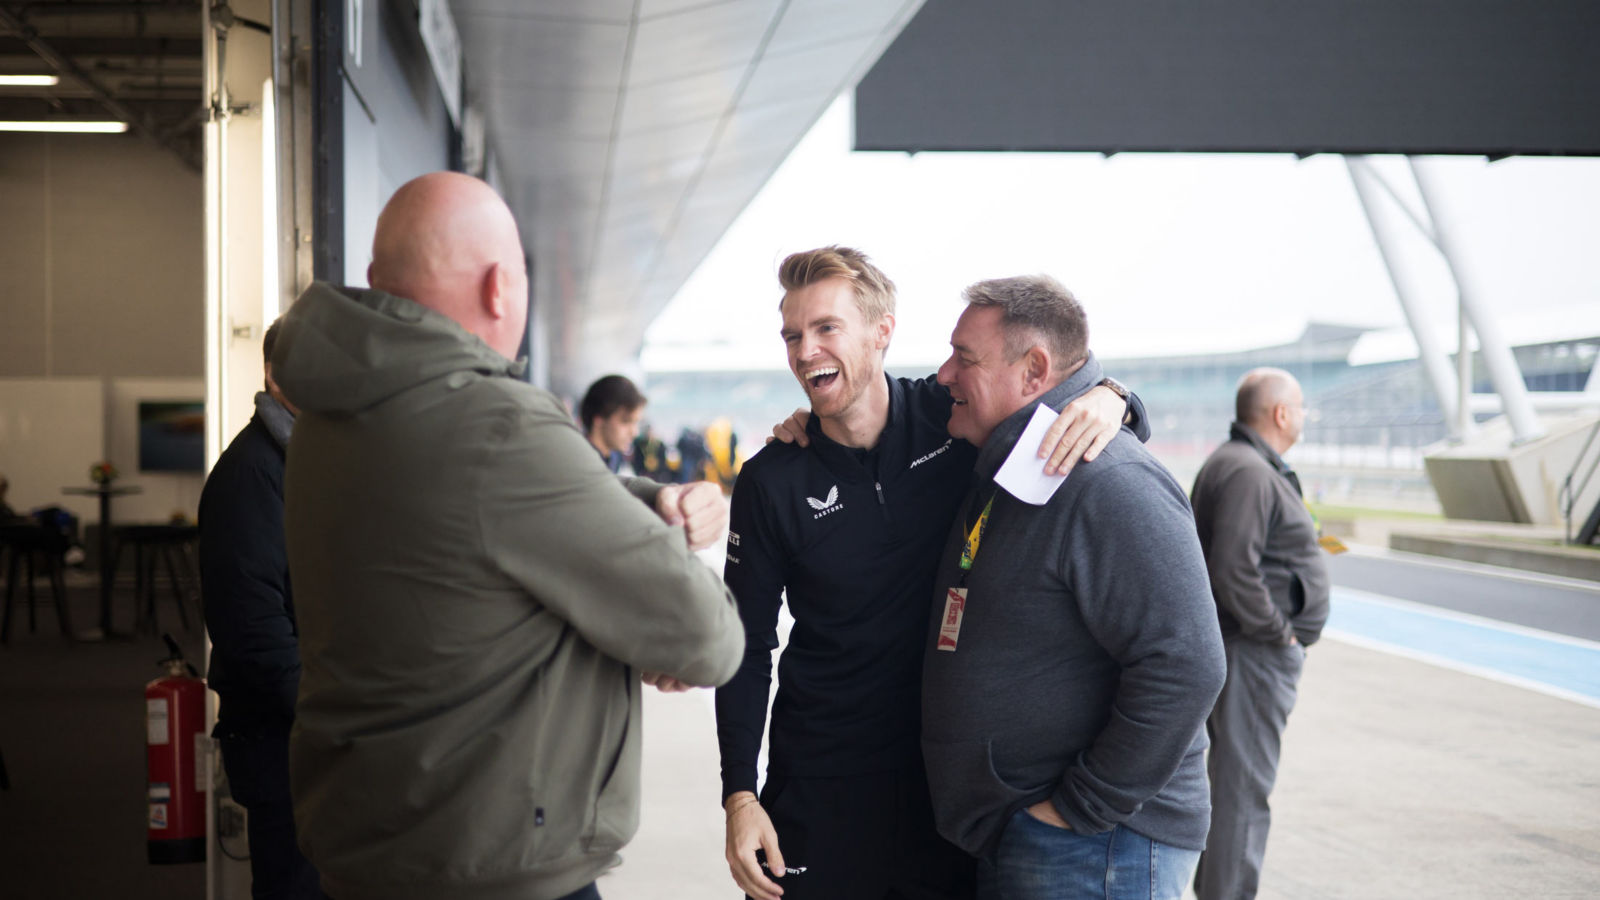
xmin=1345 ymin=156 xmax=1465 ymax=438
xmin=0 ymin=6 xmax=200 ymax=172
xmin=271 ymin=0 xmax=314 ymax=305
xmin=1410 ymin=158 xmax=1546 ymax=444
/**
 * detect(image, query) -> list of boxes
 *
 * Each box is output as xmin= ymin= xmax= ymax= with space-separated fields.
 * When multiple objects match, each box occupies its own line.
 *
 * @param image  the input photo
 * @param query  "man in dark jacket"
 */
xmin=921 ymin=275 xmax=1225 ymax=900
xmin=200 ymin=318 xmax=322 ymax=899
xmin=1190 ymin=368 xmax=1330 ymax=900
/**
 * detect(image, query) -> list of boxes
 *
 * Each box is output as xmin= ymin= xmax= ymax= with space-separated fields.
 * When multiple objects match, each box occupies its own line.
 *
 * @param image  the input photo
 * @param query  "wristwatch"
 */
xmin=1100 ymin=377 xmax=1132 ymax=425
xmin=1099 ymin=376 xmax=1130 ymax=402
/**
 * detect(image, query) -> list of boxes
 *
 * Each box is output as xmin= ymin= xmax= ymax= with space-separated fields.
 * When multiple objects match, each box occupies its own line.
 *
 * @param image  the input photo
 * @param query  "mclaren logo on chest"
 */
xmin=910 ymin=438 xmax=953 ymax=468
xmin=806 ymin=485 xmax=843 ymax=519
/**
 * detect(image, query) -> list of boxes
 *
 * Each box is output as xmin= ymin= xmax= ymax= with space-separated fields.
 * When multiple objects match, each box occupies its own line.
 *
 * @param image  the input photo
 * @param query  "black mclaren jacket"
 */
xmin=714 ymin=367 xmax=1148 ymax=800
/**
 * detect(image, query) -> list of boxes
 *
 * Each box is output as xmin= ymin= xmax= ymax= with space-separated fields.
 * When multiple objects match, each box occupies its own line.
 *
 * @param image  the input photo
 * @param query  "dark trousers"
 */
xmin=756 ymin=765 xmax=976 ymax=900
xmin=220 ymin=729 xmax=326 ymax=900
xmin=1194 ymin=636 xmax=1305 ymax=900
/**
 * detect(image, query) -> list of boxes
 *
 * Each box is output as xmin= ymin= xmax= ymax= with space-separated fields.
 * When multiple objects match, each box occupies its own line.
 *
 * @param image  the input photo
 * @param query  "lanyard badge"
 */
xmin=959 ymin=495 xmax=993 ymax=572
xmin=942 ymin=494 xmax=994 ymax=653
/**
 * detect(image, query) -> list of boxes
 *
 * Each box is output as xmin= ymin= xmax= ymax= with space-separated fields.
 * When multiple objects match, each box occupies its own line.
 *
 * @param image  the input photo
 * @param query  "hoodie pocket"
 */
xmin=584 ymin=686 xmax=641 ymax=854
xmin=921 ymin=737 xmax=1034 ymax=856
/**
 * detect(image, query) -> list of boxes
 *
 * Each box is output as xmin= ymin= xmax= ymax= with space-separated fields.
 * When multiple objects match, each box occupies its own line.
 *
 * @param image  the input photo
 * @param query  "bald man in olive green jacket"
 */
xmin=273 ymin=173 xmax=743 ymax=900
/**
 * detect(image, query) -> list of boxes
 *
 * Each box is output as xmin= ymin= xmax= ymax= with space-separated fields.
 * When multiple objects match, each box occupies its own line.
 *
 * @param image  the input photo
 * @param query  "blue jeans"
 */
xmin=978 ymin=808 xmax=1200 ymax=900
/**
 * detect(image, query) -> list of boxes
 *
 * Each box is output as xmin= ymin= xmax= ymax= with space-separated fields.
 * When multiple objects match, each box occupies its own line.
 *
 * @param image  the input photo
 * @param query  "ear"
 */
xmin=874 ymin=312 xmax=896 ymax=351
xmin=481 ymin=261 xmax=508 ymax=320
xmin=1021 ymin=346 xmax=1052 ymax=392
xmin=1272 ymin=403 xmax=1290 ymax=431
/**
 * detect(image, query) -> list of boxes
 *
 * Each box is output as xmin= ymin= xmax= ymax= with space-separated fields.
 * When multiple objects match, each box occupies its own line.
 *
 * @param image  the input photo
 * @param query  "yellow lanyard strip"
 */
xmin=959 ymin=495 xmax=993 ymax=572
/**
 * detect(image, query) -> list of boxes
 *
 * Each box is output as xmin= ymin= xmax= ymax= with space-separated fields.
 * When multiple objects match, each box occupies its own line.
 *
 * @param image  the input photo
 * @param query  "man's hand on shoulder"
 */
xmin=765 ymin=408 xmax=811 ymax=448
xmin=654 ymin=481 xmax=728 ymax=551
xmin=1037 ymin=384 xmax=1127 ymax=476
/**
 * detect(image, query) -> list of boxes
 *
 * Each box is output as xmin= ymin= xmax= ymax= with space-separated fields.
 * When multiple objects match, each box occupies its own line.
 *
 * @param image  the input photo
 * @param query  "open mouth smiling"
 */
xmin=805 ymin=366 xmax=840 ymax=389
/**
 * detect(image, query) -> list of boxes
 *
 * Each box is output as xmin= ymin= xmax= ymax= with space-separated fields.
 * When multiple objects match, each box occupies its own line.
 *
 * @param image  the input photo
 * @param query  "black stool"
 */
xmin=110 ymin=524 xmax=199 ymax=635
xmin=0 ymin=522 xmax=73 ymax=644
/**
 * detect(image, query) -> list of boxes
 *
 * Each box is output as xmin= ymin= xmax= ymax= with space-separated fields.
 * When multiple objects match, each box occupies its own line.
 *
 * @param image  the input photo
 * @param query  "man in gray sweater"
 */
xmin=921 ymin=275 xmax=1226 ymax=900
xmin=1190 ymin=368 xmax=1330 ymax=900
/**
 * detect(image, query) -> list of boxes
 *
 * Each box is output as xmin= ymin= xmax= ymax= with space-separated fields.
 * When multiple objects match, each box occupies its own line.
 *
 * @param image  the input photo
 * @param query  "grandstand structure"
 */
xmin=643 ymin=325 xmax=1600 ymax=511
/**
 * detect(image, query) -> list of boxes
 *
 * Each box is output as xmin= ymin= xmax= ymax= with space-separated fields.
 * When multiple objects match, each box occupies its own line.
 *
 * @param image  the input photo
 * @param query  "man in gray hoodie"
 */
xmin=921 ymin=275 xmax=1226 ymax=900
xmin=272 ymin=172 xmax=744 ymax=900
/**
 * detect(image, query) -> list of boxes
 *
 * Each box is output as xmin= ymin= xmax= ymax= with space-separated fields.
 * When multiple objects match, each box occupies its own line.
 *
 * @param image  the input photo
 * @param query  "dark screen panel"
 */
xmin=855 ymin=0 xmax=1600 ymax=157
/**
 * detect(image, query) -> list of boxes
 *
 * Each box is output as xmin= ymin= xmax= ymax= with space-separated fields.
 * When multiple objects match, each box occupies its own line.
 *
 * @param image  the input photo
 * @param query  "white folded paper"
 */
xmin=995 ymin=404 xmax=1069 ymax=505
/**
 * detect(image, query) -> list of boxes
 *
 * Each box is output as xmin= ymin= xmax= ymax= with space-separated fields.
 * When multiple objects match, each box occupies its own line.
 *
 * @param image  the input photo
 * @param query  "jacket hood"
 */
xmin=271 ymin=282 xmax=524 ymax=416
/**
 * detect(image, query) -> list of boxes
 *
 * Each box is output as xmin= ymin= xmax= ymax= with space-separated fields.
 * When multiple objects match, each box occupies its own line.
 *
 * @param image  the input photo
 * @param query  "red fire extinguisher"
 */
xmin=146 ymin=633 xmax=206 ymax=864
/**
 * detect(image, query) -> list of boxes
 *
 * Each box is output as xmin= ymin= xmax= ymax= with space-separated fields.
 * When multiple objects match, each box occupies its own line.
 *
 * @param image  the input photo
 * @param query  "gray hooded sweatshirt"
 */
xmin=922 ymin=358 xmax=1226 ymax=857
xmin=272 ymin=283 xmax=743 ymax=900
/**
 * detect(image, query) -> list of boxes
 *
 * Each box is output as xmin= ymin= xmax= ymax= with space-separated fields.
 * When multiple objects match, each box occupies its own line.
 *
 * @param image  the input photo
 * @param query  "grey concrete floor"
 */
xmin=5 ymin=553 xmax=1596 ymax=899
xmin=602 ymin=636 xmax=1600 ymax=899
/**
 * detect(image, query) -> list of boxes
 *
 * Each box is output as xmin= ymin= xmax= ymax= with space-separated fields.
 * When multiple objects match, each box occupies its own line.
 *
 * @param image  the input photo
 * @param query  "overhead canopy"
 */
xmin=454 ymin=0 xmax=926 ymax=394
xmin=855 ymin=0 xmax=1600 ymax=157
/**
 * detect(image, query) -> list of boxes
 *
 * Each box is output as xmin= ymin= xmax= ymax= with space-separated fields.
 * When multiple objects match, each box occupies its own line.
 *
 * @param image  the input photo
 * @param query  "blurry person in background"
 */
xmin=632 ymin=424 xmax=671 ymax=483
xmin=1190 ymin=368 xmax=1330 ymax=900
xmin=580 ymin=375 xmax=647 ymax=474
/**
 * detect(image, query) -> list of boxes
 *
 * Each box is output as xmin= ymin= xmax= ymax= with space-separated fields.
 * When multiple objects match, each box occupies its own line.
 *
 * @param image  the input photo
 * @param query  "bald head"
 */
xmin=1236 ymin=367 xmax=1306 ymax=453
xmin=369 ymin=172 xmax=528 ymax=359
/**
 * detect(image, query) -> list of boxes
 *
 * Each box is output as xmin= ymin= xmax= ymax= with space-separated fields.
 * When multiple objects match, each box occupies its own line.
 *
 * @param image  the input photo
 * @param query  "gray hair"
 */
xmin=961 ymin=274 xmax=1088 ymax=373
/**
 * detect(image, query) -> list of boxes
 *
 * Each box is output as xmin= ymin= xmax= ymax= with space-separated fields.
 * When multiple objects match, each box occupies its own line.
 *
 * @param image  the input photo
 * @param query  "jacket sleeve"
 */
xmin=198 ymin=449 xmax=300 ymax=723
xmin=713 ymin=469 xmax=787 ymax=801
xmin=1123 ymin=388 xmax=1152 ymax=444
xmin=480 ymin=396 xmax=744 ymax=687
xmin=1198 ymin=465 xmax=1295 ymax=645
xmin=1050 ymin=462 xmax=1227 ymax=834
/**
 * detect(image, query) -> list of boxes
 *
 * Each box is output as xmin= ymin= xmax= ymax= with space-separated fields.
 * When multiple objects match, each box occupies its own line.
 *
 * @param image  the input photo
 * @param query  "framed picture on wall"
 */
xmin=137 ymin=401 xmax=205 ymax=473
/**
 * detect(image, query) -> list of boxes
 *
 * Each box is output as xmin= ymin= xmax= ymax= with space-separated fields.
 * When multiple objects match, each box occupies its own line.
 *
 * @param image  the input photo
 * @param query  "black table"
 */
xmin=61 ymin=484 xmax=142 ymax=641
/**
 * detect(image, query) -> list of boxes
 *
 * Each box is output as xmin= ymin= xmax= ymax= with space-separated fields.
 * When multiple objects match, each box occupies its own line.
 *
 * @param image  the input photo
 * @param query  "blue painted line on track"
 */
xmin=1327 ymin=586 xmax=1600 ymax=704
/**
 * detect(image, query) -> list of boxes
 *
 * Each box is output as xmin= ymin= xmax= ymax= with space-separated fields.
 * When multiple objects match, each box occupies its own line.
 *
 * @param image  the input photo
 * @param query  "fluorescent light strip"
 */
xmin=0 ymin=120 xmax=128 ymax=133
xmin=0 ymin=74 xmax=60 ymax=87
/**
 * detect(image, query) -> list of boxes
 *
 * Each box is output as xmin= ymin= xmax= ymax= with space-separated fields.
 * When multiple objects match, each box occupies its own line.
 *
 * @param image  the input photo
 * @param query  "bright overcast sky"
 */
xmin=643 ymin=95 xmax=1600 ymax=373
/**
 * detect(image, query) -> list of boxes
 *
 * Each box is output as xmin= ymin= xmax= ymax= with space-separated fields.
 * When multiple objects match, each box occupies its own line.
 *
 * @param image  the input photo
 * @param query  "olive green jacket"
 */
xmin=273 ymin=283 xmax=743 ymax=900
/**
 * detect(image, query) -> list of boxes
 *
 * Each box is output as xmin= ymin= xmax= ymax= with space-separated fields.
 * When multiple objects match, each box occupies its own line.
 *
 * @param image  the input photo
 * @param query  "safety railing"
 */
xmin=1560 ymin=417 xmax=1600 ymax=545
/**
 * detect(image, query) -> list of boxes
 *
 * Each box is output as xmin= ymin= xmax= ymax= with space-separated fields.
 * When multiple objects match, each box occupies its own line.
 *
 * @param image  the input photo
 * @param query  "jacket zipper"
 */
xmin=874 ymin=481 xmax=890 ymax=521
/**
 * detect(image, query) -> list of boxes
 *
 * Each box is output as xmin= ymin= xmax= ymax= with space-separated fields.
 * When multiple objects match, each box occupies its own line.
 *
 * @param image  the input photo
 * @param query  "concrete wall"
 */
xmin=0 ymin=134 xmax=203 ymax=377
xmin=0 ymin=134 xmax=205 ymax=521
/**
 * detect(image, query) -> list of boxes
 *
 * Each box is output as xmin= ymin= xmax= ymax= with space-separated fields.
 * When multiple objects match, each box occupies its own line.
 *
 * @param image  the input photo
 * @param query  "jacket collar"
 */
xmin=802 ymin=372 xmax=908 ymax=483
xmin=254 ymin=391 xmax=295 ymax=450
xmin=973 ymin=353 xmax=1105 ymax=481
xmin=1229 ymin=421 xmax=1292 ymax=475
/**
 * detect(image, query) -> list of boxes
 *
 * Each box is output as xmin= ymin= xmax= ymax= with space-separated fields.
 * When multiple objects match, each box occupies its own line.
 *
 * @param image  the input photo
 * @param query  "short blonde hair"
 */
xmin=777 ymin=245 xmax=896 ymax=323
